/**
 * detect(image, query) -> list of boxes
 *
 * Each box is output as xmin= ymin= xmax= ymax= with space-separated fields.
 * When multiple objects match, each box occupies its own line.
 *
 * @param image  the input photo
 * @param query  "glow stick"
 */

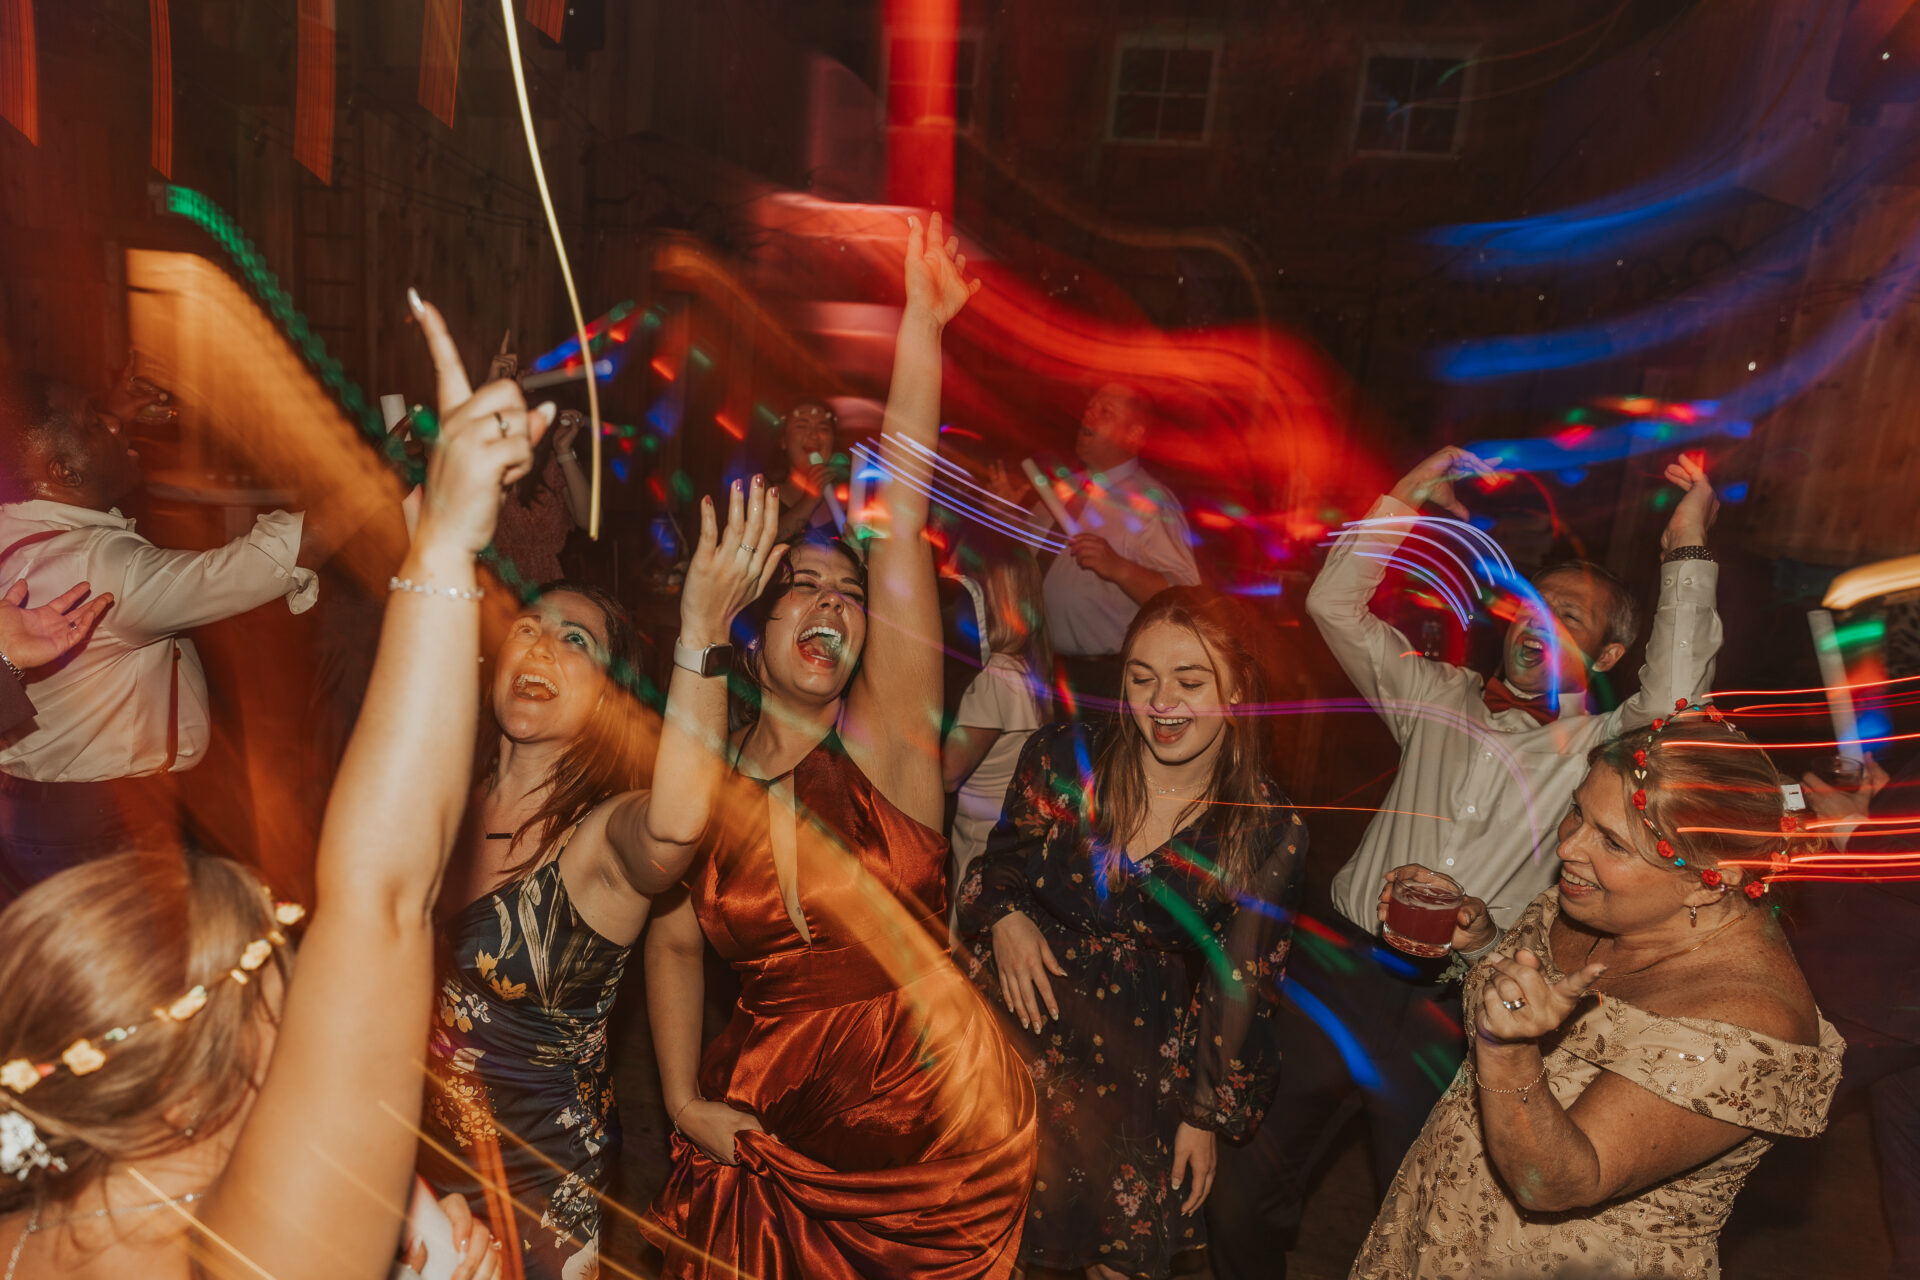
xmin=499 ymin=0 xmax=600 ymax=538
xmin=848 ymin=453 xmax=874 ymax=535
xmin=809 ymin=451 xmax=846 ymax=531
xmin=519 ymin=358 xmax=612 ymax=392
xmin=1021 ymin=457 xmax=1080 ymax=535
xmin=1807 ymin=609 xmax=1864 ymax=763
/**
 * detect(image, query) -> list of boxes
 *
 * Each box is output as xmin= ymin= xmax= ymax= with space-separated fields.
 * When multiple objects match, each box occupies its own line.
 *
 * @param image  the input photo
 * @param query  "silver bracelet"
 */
xmin=388 ymin=576 xmax=485 ymax=601
xmin=0 ymin=649 xmax=22 ymax=681
xmin=556 ymin=451 xmax=579 ymax=463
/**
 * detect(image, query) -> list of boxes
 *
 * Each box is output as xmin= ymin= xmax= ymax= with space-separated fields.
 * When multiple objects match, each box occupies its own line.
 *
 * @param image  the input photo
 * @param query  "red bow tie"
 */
xmin=1482 ymin=677 xmax=1557 ymax=727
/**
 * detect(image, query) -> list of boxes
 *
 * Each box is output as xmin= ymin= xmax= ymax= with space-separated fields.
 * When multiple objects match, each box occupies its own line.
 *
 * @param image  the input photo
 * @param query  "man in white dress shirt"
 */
xmin=1206 ymin=445 xmax=1724 ymax=1280
xmin=0 ymin=372 xmax=323 ymax=893
xmin=1000 ymin=383 xmax=1201 ymax=713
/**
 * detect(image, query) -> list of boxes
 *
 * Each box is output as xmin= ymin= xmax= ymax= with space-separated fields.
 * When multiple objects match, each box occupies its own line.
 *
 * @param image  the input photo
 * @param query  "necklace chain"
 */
xmin=8 ymin=1192 xmax=203 ymax=1280
xmin=1585 ymin=913 xmax=1744 ymax=982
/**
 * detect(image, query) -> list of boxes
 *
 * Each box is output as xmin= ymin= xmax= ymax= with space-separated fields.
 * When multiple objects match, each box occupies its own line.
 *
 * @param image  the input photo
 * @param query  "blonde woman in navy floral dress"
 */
xmin=957 ymin=588 xmax=1304 ymax=1280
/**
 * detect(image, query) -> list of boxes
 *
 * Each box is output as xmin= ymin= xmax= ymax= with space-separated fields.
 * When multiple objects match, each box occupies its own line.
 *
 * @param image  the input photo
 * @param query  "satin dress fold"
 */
xmin=648 ymin=732 xmax=1038 ymax=1280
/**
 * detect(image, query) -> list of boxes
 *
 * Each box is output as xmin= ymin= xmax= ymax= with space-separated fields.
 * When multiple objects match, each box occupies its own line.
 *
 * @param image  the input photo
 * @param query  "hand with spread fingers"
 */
xmin=681 ymin=476 xmax=787 ymax=650
xmin=1388 ymin=446 xmax=1502 ymax=521
xmin=1476 ymin=947 xmax=1607 ymax=1044
xmin=903 ymin=210 xmax=980 ymax=328
xmin=1660 ymin=451 xmax=1720 ymax=553
xmin=0 ymin=579 xmax=113 ymax=670
xmin=104 ymin=352 xmax=174 ymax=427
xmin=409 ymin=289 xmax=557 ymax=555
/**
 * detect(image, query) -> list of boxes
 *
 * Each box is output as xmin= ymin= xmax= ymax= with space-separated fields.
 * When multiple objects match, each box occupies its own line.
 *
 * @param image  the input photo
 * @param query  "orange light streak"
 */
xmin=1663 ymin=729 xmax=1920 ymax=750
xmin=418 ymin=0 xmax=463 ymax=128
xmin=0 ymin=0 xmax=38 ymax=144
xmin=294 ymin=0 xmax=336 ymax=183
xmin=525 ymin=0 xmax=564 ymax=41
xmin=1712 ymin=671 xmax=1920 ymax=699
xmin=149 ymin=0 xmax=172 ymax=176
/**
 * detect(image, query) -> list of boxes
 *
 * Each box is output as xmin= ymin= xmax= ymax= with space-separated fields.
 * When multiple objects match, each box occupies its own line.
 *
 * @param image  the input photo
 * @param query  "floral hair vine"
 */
xmin=1630 ymin=700 xmax=1773 ymax=900
xmin=0 ymin=900 xmax=306 ymax=1099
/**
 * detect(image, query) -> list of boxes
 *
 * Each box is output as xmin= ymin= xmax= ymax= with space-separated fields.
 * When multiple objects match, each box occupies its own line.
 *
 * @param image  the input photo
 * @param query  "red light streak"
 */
xmin=1663 ymin=729 xmax=1920 ymax=750
xmin=650 ymin=356 xmax=677 ymax=381
xmin=715 ymin=411 xmax=744 ymax=440
xmin=1712 ymin=671 xmax=1920 ymax=699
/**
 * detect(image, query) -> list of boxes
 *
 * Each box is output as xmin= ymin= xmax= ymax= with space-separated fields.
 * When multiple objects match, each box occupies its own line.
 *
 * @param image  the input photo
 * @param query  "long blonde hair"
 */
xmin=0 ymin=853 xmax=289 ymax=1214
xmin=978 ymin=550 xmax=1053 ymax=720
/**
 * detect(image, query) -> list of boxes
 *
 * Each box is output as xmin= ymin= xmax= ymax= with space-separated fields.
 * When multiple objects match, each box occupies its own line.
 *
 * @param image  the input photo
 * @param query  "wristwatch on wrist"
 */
xmin=672 ymin=637 xmax=734 ymax=679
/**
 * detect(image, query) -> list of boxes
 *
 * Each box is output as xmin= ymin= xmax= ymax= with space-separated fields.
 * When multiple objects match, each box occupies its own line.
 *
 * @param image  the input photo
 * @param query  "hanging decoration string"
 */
xmin=497 ymin=0 xmax=602 ymax=539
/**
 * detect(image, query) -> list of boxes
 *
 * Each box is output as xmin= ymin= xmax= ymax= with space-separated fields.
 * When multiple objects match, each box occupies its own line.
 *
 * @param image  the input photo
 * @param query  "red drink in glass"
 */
xmin=1382 ymin=877 xmax=1463 ymax=958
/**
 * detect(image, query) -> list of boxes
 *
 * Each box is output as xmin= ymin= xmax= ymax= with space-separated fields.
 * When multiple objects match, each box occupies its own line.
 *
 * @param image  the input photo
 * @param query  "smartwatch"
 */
xmin=672 ymin=638 xmax=734 ymax=679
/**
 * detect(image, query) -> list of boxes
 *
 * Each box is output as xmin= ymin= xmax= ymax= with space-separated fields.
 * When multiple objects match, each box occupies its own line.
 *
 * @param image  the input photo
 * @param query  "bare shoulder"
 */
xmin=1635 ymin=926 xmax=1820 ymax=1047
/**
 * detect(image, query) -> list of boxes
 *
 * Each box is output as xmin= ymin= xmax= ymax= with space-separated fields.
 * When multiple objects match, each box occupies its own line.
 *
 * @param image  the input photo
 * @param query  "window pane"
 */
xmin=1363 ymin=55 xmax=1416 ymax=107
xmin=1354 ymin=102 xmax=1404 ymax=151
xmin=1118 ymin=47 xmax=1167 ymax=94
xmin=1113 ymin=92 xmax=1161 ymax=139
xmin=1412 ymin=57 xmax=1465 ymax=102
xmin=1406 ymin=105 xmax=1459 ymax=153
xmin=1160 ymin=95 xmax=1208 ymax=138
xmin=1165 ymin=48 xmax=1213 ymax=95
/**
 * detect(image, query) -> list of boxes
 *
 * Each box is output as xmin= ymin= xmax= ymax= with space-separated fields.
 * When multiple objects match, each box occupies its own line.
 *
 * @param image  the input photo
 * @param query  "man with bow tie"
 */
xmin=1205 ymin=444 xmax=1722 ymax=1280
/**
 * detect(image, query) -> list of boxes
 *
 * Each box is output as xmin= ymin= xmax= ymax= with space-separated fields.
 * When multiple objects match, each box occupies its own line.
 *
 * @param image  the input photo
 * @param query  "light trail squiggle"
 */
xmin=498 ymin=0 xmax=601 ymax=538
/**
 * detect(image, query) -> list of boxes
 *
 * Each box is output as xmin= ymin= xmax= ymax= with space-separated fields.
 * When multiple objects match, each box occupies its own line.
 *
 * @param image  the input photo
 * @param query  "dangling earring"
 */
xmin=1688 ymin=905 xmax=1698 ymax=927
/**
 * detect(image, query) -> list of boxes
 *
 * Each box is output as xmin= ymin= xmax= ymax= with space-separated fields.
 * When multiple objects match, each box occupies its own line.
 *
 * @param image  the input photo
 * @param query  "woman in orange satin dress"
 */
xmin=643 ymin=216 xmax=1037 ymax=1280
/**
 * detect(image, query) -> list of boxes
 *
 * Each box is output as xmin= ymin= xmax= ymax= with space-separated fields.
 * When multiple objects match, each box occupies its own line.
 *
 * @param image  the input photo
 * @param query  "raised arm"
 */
xmin=1604 ymin=453 xmax=1722 ymax=733
xmin=847 ymin=214 xmax=979 ymax=821
xmin=599 ymin=478 xmax=785 ymax=893
xmin=200 ymin=292 xmax=554 ymax=1280
xmin=1305 ymin=447 xmax=1491 ymax=740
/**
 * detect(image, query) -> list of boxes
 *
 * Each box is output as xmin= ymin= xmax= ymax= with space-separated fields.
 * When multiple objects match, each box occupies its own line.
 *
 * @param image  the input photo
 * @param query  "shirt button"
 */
xmin=1466 ymin=804 xmax=1477 ymax=814
xmin=1445 ymin=858 xmax=1456 ymax=867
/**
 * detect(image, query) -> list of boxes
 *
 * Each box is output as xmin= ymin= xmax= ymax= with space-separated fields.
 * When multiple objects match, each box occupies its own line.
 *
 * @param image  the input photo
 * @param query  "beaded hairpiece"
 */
xmin=0 ymin=900 xmax=305 ymax=1098
xmin=1629 ymin=699 xmax=1777 ymax=900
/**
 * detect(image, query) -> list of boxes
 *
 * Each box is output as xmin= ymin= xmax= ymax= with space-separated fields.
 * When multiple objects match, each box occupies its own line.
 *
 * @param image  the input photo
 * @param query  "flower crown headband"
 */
xmin=0 ymin=900 xmax=305 ymax=1100
xmin=1629 ymin=700 xmax=1785 ymax=900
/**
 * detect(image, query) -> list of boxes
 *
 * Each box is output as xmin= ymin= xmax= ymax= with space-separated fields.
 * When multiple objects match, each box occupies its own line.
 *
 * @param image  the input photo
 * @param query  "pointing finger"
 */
xmin=409 ymin=290 xmax=473 ymax=411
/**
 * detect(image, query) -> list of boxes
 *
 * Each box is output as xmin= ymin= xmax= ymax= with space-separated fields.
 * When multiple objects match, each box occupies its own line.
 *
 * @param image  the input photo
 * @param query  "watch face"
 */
xmin=698 ymin=645 xmax=734 ymax=678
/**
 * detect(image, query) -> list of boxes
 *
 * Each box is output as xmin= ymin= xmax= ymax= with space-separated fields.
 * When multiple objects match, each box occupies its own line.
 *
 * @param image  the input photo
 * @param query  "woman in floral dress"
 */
xmin=421 ymin=478 xmax=787 ymax=1280
xmin=957 ymin=587 xmax=1303 ymax=1280
xmin=1354 ymin=710 xmax=1843 ymax=1279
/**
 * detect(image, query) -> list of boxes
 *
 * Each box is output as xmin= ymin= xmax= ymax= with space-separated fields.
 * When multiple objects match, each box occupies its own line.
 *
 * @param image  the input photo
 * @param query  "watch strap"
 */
xmin=672 ymin=638 xmax=733 ymax=678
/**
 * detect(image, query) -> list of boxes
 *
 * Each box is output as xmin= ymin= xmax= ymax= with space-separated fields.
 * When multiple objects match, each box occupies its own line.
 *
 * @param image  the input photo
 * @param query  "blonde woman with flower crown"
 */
xmin=0 ymin=296 xmax=723 ymax=1280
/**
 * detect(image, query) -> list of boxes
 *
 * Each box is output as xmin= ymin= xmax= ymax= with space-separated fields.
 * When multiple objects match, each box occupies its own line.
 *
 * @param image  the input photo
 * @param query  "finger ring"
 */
xmin=493 ymin=411 xmax=510 ymax=437
xmin=1502 ymin=997 xmax=1526 ymax=1011
xmin=738 ymin=544 xmax=757 ymax=555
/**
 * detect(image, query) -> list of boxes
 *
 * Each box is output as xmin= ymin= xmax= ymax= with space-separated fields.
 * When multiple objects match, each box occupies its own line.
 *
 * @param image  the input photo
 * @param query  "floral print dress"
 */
xmin=421 ymin=851 xmax=627 ymax=1280
xmin=956 ymin=722 xmax=1304 ymax=1279
xmin=1351 ymin=891 xmax=1845 ymax=1280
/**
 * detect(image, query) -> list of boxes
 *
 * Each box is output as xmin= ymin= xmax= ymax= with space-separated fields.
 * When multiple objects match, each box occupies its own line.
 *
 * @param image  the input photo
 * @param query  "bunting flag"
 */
xmin=525 ymin=0 xmax=563 ymax=42
xmin=0 ymin=0 xmax=37 ymax=145
xmin=294 ymin=0 xmax=335 ymax=182
xmin=417 ymin=0 xmax=462 ymax=127
xmin=150 ymin=0 xmax=172 ymax=175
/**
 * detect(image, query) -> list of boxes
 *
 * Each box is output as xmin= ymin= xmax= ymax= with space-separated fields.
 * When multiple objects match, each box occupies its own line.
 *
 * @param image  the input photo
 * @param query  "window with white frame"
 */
xmin=885 ymin=30 xmax=982 ymax=131
xmin=1109 ymin=34 xmax=1221 ymax=145
xmin=1353 ymin=48 xmax=1474 ymax=156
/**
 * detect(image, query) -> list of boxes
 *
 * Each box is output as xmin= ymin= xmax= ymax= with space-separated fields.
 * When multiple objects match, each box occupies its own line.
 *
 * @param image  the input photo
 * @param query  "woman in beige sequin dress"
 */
xmin=1354 ymin=712 xmax=1843 ymax=1280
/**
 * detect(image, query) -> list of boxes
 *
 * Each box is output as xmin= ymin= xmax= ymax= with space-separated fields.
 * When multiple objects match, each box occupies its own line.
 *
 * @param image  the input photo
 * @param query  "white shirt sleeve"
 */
xmin=98 ymin=510 xmax=319 ymax=644
xmin=956 ymin=656 xmax=1044 ymax=732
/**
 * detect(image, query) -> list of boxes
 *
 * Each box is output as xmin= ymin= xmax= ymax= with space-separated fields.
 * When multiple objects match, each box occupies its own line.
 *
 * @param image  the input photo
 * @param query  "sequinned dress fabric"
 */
xmin=647 ymin=732 xmax=1038 ymax=1279
xmin=422 ymin=853 xmax=626 ymax=1280
xmin=1352 ymin=891 xmax=1844 ymax=1280
xmin=955 ymin=722 xmax=1303 ymax=1279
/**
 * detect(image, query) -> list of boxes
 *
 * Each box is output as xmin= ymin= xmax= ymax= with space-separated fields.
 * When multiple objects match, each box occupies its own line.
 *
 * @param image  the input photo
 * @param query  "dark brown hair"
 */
xmin=0 ymin=853 xmax=289 ymax=1215
xmin=1587 ymin=716 xmax=1805 ymax=886
xmin=1091 ymin=587 xmax=1271 ymax=900
xmin=480 ymin=581 xmax=650 ymax=875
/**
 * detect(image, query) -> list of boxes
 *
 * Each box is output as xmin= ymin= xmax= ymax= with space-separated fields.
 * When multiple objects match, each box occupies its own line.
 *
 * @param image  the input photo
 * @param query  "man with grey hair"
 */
xmin=1206 ymin=445 xmax=1724 ymax=1280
